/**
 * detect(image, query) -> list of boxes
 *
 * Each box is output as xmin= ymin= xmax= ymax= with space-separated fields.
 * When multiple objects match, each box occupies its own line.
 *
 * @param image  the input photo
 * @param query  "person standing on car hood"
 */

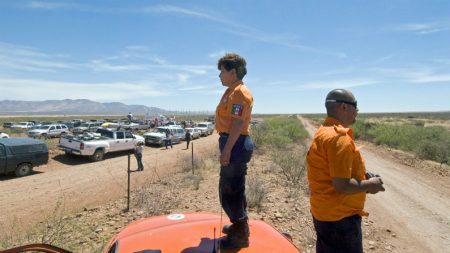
xmin=215 ymin=53 xmax=255 ymax=249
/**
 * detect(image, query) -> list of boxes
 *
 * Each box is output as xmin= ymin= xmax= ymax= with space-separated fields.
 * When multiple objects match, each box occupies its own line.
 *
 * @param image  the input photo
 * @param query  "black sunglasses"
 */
xmin=326 ymin=99 xmax=358 ymax=109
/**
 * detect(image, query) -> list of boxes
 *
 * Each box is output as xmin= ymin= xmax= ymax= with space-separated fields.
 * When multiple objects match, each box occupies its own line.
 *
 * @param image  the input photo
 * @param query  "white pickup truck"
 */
xmin=58 ymin=128 xmax=144 ymax=161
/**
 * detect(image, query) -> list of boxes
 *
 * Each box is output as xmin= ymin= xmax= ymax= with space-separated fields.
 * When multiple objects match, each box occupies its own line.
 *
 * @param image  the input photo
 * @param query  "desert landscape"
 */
xmin=1 ymin=114 xmax=449 ymax=253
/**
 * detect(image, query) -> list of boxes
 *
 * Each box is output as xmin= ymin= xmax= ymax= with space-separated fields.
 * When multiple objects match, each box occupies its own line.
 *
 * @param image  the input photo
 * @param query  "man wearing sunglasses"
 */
xmin=306 ymin=89 xmax=385 ymax=253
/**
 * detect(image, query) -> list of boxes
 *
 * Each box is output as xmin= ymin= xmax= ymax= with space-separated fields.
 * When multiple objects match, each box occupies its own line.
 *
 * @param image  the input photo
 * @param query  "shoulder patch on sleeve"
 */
xmin=231 ymin=104 xmax=243 ymax=116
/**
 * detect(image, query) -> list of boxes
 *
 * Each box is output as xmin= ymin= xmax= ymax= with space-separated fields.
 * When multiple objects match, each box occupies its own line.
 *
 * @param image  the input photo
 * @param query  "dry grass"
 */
xmin=246 ymin=176 xmax=267 ymax=211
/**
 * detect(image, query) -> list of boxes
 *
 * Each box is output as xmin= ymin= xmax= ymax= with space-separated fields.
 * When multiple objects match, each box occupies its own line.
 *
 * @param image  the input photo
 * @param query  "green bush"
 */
xmin=353 ymin=119 xmax=450 ymax=165
xmin=417 ymin=141 xmax=449 ymax=165
xmin=251 ymin=116 xmax=308 ymax=149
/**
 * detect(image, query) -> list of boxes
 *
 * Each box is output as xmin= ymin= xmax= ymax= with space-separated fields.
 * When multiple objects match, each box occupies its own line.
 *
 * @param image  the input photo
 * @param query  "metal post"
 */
xmin=127 ymin=153 xmax=130 ymax=212
xmin=191 ymin=142 xmax=194 ymax=174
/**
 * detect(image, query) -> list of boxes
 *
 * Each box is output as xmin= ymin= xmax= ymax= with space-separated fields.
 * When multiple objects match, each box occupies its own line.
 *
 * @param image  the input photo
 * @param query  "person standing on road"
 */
xmin=215 ymin=53 xmax=255 ymax=249
xmin=134 ymin=141 xmax=144 ymax=171
xmin=185 ymin=129 xmax=192 ymax=149
xmin=165 ymin=129 xmax=173 ymax=149
xmin=307 ymin=88 xmax=385 ymax=253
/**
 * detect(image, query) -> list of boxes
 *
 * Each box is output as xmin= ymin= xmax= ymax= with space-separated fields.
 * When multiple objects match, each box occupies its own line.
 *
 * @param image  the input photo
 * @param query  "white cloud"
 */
xmin=26 ymin=1 xmax=71 ymax=10
xmin=0 ymin=42 xmax=76 ymax=73
xmin=392 ymin=22 xmax=450 ymax=35
xmin=263 ymin=79 xmax=377 ymax=90
xmin=143 ymin=5 xmax=243 ymax=29
xmin=299 ymin=79 xmax=377 ymax=90
xmin=145 ymin=5 xmax=347 ymax=58
xmin=408 ymin=73 xmax=450 ymax=83
xmin=209 ymin=50 xmax=228 ymax=59
xmin=370 ymin=67 xmax=450 ymax=83
xmin=0 ymin=78 xmax=165 ymax=101
xmin=178 ymin=86 xmax=207 ymax=91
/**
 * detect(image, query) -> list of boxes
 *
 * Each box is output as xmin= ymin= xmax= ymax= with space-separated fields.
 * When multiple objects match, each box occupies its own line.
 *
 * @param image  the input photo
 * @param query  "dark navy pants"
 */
xmin=218 ymin=134 xmax=254 ymax=224
xmin=313 ymin=215 xmax=363 ymax=253
xmin=135 ymin=153 xmax=144 ymax=170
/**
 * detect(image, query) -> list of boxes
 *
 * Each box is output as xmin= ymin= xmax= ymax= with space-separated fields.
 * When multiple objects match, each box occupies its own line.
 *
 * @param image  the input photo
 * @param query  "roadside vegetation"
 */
xmin=353 ymin=119 xmax=450 ymax=165
xmin=250 ymin=115 xmax=309 ymax=198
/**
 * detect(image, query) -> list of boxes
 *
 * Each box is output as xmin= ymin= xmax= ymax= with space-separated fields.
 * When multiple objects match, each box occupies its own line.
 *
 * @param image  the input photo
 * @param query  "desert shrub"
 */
xmin=353 ymin=120 xmax=450 ymax=165
xmin=134 ymin=181 xmax=181 ymax=216
xmin=352 ymin=120 xmax=375 ymax=141
xmin=246 ymin=176 xmax=267 ymax=211
xmin=251 ymin=116 xmax=308 ymax=149
xmin=0 ymin=199 xmax=93 ymax=251
xmin=417 ymin=140 xmax=449 ymax=165
xmin=272 ymin=149 xmax=307 ymax=186
xmin=183 ymin=173 xmax=204 ymax=190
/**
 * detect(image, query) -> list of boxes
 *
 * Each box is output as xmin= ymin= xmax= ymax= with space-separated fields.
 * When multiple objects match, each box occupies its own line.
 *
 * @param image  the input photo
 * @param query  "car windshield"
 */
xmin=154 ymin=128 xmax=167 ymax=133
xmin=36 ymin=125 xmax=50 ymax=130
xmin=80 ymin=123 xmax=90 ymax=127
xmin=197 ymin=124 xmax=207 ymax=127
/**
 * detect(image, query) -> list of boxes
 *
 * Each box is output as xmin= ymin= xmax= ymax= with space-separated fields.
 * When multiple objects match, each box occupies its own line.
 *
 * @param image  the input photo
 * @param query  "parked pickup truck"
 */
xmin=58 ymin=128 xmax=145 ymax=162
xmin=0 ymin=138 xmax=49 ymax=177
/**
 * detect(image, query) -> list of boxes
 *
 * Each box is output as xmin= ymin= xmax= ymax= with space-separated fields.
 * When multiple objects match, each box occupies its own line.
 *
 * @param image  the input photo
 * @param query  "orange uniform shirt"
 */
xmin=215 ymin=80 xmax=253 ymax=135
xmin=307 ymin=117 xmax=368 ymax=221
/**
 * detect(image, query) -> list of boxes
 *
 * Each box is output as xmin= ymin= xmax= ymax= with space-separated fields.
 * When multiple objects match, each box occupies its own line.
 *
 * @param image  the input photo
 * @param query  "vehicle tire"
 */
xmin=41 ymin=133 xmax=48 ymax=139
xmin=15 ymin=163 xmax=32 ymax=177
xmin=90 ymin=149 xmax=104 ymax=162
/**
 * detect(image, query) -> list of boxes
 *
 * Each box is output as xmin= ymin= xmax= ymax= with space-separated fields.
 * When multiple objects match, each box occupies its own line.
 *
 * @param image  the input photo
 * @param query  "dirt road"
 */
xmin=300 ymin=116 xmax=450 ymax=253
xmin=0 ymin=134 xmax=219 ymax=225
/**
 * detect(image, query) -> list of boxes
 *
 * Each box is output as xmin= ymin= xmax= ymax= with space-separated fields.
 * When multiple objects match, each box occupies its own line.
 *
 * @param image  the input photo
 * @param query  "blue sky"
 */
xmin=0 ymin=1 xmax=449 ymax=113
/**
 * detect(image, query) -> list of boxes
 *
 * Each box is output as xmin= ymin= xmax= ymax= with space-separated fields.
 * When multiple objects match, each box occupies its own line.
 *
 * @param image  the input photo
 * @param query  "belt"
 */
xmin=219 ymin=132 xmax=248 ymax=137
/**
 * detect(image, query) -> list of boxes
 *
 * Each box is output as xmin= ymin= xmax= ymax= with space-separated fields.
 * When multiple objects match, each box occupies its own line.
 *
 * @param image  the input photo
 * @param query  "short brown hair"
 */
xmin=217 ymin=53 xmax=247 ymax=80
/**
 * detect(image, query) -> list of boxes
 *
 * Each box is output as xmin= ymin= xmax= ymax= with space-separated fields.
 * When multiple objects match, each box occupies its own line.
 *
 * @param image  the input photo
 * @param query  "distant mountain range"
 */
xmin=0 ymin=99 xmax=168 ymax=116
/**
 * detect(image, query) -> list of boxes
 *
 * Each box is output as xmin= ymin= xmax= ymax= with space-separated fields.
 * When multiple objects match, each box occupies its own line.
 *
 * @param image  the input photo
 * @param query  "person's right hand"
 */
xmin=366 ymin=177 xmax=385 ymax=194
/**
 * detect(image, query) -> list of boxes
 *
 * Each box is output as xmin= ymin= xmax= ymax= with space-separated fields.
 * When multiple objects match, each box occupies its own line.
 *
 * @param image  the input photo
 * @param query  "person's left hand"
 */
xmin=220 ymin=150 xmax=231 ymax=166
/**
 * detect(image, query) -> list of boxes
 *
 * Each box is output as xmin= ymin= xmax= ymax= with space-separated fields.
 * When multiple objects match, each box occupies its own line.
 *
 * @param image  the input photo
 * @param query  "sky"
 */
xmin=0 ymin=0 xmax=449 ymax=114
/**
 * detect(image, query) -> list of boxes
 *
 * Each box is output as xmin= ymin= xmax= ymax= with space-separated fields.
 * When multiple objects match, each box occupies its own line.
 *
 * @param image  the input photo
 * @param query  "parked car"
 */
xmin=0 ymin=132 xmax=9 ymax=138
xmin=2 ymin=122 xmax=15 ymax=128
xmin=0 ymin=138 xmax=49 ymax=177
xmin=185 ymin=127 xmax=201 ymax=139
xmin=11 ymin=122 xmax=35 ymax=130
xmin=143 ymin=126 xmax=184 ymax=146
xmin=196 ymin=122 xmax=214 ymax=136
xmin=72 ymin=122 xmax=102 ymax=134
xmin=58 ymin=128 xmax=144 ymax=161
xmin=27 ymin=124 xmax=69 ymax=139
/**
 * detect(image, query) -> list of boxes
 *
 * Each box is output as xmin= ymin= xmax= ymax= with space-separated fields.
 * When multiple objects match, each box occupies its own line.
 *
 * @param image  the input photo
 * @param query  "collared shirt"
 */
xmin=215 ymin=80 xmax=253 ymax=135
xmin=307 ymin=117 xmax=367 ymax=221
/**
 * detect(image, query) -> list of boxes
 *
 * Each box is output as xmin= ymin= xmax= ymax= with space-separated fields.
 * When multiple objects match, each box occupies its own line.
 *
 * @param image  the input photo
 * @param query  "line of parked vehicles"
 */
xmin=0 ymin=120 xmax=215 ymax=177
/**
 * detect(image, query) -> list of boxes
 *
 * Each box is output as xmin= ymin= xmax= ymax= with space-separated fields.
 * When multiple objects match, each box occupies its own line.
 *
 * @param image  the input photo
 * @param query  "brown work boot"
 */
xmin=219 ymin=222 xmax=249 ymax=249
